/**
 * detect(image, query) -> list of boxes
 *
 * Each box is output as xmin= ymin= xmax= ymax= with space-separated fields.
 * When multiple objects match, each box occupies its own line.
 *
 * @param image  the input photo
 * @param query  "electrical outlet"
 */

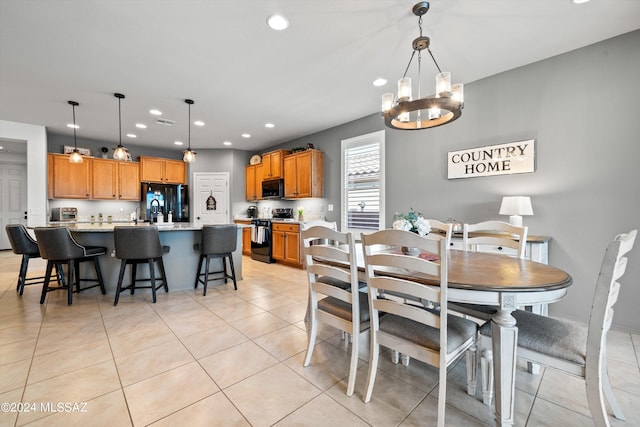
xmin=328 ymin=204 xmax=334 ymax=212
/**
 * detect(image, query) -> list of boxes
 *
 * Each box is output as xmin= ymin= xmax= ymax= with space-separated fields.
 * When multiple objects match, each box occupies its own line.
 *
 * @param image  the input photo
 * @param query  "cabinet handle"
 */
xmin=498 ymin=246 xmax=503 ymax=250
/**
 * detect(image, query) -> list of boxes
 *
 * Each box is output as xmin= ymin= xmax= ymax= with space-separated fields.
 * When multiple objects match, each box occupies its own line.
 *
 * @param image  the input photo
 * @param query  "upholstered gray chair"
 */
xmin=6 ymin=224 xmax=63 ymax=295
xmin=478 ymin=229 xmax=636 ymax=426
xmin=194 ymin=224 xmax=237 ymax=295
xmin=114 ymin=226 xmax=169 ymax=305
xmin=34 ymin=226 xmax=106 ymax=305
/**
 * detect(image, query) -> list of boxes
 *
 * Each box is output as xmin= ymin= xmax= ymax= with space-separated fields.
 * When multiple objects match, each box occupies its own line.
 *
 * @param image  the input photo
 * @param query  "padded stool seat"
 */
xmin=114 ymin=226 xmax=169 ymax=305
xmin=194 ymin=224 xmax=237 ymax=295
xmin=34 ymin=227 xmax=106 ymax=305
xmin=6 ymin=224 xmax=64 ymax=295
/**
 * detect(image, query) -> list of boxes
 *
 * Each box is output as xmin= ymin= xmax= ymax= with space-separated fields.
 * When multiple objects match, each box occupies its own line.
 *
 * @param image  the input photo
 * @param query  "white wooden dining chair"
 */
xmin=478 ymin=229 xmax=636 ymax=427
xmin=361 ymin=229 xmax=478 ymax=427
xmin=425 ymin=219 xmax=453 ymax=248
xmin=450 ymin=220 xmax=529 ymax=322
xmin=301 ymin=225 xmax=368 ymax=396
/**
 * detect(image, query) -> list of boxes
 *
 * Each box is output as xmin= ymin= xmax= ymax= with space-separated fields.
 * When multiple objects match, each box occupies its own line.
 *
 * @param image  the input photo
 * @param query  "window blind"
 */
xmin=344 ymin=141 xmax=380 ymax=231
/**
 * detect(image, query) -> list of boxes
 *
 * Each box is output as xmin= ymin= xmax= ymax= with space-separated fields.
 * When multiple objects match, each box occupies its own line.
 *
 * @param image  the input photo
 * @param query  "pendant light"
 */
xmin=67 ymin=100 xmax=83 ymax=163
xmin=183 ymin=99 xmax=196 ymax=163
xmin=113 ymin=93 xmax=129 ymax=160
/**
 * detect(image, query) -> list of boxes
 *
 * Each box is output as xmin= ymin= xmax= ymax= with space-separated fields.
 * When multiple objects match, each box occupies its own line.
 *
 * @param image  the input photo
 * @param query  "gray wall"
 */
xmin=269 ymin=30 xmax=640 ymax=332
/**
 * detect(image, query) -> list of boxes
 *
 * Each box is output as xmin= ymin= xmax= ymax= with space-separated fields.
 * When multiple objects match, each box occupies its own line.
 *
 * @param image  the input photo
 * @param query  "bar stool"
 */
xmin=5 ymin=224 xmax=64 ymax=295
xmin=113 ymin=226 xmax=169 ymax=305
xmin=34 ymin=227 xmax=107 ymax=305
xmin=194 ymin=224 xmax=237 ymax=295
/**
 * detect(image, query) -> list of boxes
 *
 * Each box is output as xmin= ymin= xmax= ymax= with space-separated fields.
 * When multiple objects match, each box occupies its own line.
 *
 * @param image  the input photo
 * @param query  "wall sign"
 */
xmin=447 ymin=139 xmax=535 ymax=179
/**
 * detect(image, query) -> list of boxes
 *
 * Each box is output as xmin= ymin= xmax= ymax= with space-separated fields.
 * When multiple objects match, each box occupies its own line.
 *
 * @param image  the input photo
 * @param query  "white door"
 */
xmin=0 ymin=162 xmax=28 ymax=249
xmin=193 ymin=172 xmax=230 ymax=226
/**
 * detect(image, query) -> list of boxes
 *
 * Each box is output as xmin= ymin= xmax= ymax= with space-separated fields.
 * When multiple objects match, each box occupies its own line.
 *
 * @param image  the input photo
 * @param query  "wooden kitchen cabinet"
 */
xmin=234 ymin=220 xmax=252 ymax=255
xmin=261 ymin=149 xmax=289 ymax=180
xmin=283 ymin=149 xmax=323 ymax=198
xmin=140 ymin=156 xmax=186 ymax=184
xmin=272 ymin=222 xmax=301 ymax=266
xmin=49 ymin=154 xmax=91 ymax=199
xmin=245 ymin=163 xmax=263 ymax=201
xmin=90 ymin=159 xmax=140 ymax=200
xmin=117 ymin=161 xmax=140 ymax=200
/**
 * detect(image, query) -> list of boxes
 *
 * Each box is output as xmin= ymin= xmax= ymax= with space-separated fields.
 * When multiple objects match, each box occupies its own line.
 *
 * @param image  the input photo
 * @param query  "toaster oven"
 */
xmin=51 ymin=207 xmax=78 ymax=222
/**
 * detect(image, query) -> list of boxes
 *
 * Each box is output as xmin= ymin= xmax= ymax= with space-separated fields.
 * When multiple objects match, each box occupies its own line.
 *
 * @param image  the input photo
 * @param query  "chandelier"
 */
xmin=381 ymin=2 xmax=464 ymax=130
xmin=183 ymin=99 xmax=196 ymax=163
xmin=113 ymin=93 xmax=129 ymax=160
xmin=67 ymin=100 xmax=83 ymax=163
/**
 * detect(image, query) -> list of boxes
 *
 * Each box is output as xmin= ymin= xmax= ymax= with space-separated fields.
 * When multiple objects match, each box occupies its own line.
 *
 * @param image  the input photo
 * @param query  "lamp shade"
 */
xmin=499 ymin=196 xmax=534 ymax=216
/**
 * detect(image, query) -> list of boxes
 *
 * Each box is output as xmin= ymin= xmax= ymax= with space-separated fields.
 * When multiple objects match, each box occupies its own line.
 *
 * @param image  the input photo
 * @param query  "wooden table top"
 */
xmin=352 ymin=249 xmax=572 ymax=293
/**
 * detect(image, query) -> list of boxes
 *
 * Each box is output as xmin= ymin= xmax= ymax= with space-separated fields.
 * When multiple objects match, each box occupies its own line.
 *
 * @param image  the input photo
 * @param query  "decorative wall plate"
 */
xmin=250 ymin=154 xmax=262 ymax=165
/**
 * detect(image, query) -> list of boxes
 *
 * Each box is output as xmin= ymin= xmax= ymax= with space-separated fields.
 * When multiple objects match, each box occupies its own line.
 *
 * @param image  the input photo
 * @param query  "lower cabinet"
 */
xmin=272 ymin=222 xmax=301 ymax=266
xmin=234 ymin=220 xmax=252 ymax=256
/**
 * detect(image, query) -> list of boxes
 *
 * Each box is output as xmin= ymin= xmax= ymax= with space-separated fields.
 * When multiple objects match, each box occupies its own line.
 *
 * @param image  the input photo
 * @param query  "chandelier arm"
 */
xmin=426 ymin=47 xmax=443 ymax=74
xmin=401 ymin=49 xmax=417 ymax=80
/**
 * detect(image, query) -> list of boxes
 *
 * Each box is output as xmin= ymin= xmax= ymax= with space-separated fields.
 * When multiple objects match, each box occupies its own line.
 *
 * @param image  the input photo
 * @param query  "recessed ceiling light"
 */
xmin=267 ymin=14 xmax=289 ymax=30
xmin=135 ymin=123 xmax=147 ymax=129
xmin=373 ymin=78 xmax=387 ymax=86
xmin=265 ymin=123 xmax=275 ymax=128
xmin=571 ymin=0 xmax=590 ymax=3
xmin=174 ymin=141 xmax=183 ymax=146
xmin=67 ymin=123 xmax=79 ymax=129
xmin=126 ymin=133 xmax=136 ymax=138
xmin=241 ymin=133 xmax=251 ymax=138
xmin=223 ymin=141 xmax=232 ymax=146
xmin=149 ymin=109 xmax=162 ymax=115
xmin=194 ymin=120 xmax=205 ymax=126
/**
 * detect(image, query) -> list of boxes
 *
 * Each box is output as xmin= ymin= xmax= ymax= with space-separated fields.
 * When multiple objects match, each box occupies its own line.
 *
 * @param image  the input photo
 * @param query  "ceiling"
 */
xmin=1 ymin=1 xmax=639 ymax=154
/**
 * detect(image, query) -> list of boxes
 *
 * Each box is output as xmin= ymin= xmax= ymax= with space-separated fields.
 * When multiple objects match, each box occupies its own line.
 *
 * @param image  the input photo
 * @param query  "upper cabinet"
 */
xmin=140 ymin=156 xmax=186 ymax=184
xmin=49 ymin=154 xmax=91 ymax=199
xmin=245 ymin=163 xmax=263 ymax=201
xmin=48 ymin=154 xmax=141 ymax=200
xmin=283 ymin=149 xmax=324 ymax=199
xmin=261 ymin=149 xmax=289 ymax=180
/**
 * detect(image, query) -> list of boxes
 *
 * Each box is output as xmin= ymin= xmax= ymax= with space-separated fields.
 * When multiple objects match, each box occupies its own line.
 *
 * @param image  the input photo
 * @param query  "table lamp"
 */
xmin=499 ymin=196 xmax=533 ymax=226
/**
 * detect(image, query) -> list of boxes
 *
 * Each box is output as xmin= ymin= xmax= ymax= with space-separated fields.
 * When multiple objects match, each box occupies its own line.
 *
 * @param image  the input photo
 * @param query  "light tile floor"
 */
xmin=0 ymin=251 xmax=638 ymax=426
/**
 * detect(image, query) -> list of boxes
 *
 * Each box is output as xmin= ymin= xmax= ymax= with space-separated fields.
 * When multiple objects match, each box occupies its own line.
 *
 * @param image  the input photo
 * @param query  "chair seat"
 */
xmin=380 ymin=311 xmax=478 ymax=354
xmin=318 ymin=291 xmax=370 ymax=323
xmin=479 ymin=309 xmax=587 ymax=365
xmin=317 ymin=275 xmax=366 ymax=290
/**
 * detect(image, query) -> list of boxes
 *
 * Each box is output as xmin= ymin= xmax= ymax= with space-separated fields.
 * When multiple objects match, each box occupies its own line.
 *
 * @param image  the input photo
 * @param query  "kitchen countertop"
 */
xmin=45 ymin=222 xmax=239 ymax=232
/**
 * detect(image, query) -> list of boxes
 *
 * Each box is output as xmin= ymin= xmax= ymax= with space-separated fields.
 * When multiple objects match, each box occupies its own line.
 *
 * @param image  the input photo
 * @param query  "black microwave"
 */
xmin=262 ymin=179 xmax=284 ymax=199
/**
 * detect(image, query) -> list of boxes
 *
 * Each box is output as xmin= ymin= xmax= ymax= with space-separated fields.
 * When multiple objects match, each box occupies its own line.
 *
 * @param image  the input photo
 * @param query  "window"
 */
xmin=341 ymin=130 xmax=385 ymax=235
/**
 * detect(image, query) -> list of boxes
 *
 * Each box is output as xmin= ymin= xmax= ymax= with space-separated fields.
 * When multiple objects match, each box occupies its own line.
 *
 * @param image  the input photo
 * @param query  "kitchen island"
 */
xmin=49 ymin=222 xmax=244 ymax=294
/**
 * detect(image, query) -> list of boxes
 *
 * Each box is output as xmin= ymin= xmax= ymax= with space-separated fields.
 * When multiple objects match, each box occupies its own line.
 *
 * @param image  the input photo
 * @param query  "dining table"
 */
xmin=350 ymin=247 xmax=573 ymax=427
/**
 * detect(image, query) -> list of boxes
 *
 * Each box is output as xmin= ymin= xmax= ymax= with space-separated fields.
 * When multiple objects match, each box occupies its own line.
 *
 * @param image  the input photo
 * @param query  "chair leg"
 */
xmin=148 ymin=259 xmax=157 ymax=303
xmin=466 ymin=345 xmax=478 ymax=395
xmin=203 ymin=255 xmax=211 ymax=296
xmin=480 ymin=346 xmax=494 ymax=406
xmin=437 ymin=353 xmax=447 ymax=427
xmin=67 ymin=260 xmax=75 ymax=305
xmin=93 ymin=257 xmax=106 ymax=295
xmin=602 ymin=367 xmax=625 ymax=420
xmin=303 ymin=294 xmax=318 ymax=368
xmin=363 ymin=332 xmax=379 ymax=403
xmin=346 ymin=322 xmax=359 ymax=397
xmin=40 ymin=261 xmax=54 ymax=304
xmin=130 ymin=263 xmax=137 ymax=295
xmin=114 ymin=259 xmax=128 ymax=306
xmin=17 ymin=254 xmax=29 ymax=295
xmin=194 ymin=255 xmax=204 ymax=289
xmin=222 ymin=256 xmax=228 ymax=284
xmin=227 ymin=254 xmax=237 ymax=290
xmin=157 ymin=257 xmax=169 ymax=292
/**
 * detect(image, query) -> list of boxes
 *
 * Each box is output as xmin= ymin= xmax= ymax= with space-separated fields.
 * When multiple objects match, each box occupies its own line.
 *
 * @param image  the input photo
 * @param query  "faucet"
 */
xmin=134 ymin=207 xmax=140 ymax=225
xmin=150 ymin=199 xmax=161 ymax=222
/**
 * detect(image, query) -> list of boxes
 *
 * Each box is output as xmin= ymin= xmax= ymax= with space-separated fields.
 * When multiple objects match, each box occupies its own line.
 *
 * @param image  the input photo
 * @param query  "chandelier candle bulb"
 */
xmin=452 ymin=83 xmax=464 ymax=103
xmin=381 ymin=93 xmax=394 ymax=112
xmin=398 ymin=77 xmax=412 ymax=101
xmin=436 ymin=72 xmax=451 ymax=97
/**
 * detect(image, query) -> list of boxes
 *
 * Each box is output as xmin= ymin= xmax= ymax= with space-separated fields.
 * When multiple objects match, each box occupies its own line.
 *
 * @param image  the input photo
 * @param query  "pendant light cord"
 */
xmin=72 ymin=104 xmax=77 ymax=147
xmin=118 ymin=97 xmax=122 ymax=146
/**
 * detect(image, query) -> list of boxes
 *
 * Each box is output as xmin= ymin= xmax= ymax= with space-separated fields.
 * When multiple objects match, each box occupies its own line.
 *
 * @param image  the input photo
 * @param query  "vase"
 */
xmin=298 ymin=213 xmax=304 ymax=221
xmin=401 ymin=246 xmax=420 ymax=256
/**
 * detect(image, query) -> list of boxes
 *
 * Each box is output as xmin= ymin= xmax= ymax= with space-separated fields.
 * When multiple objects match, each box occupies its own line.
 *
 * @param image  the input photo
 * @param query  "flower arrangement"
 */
xmin=297 ymin=205 xmax=304 ymax=216
xmin=393 ymin=208 xmax=431 ymax=236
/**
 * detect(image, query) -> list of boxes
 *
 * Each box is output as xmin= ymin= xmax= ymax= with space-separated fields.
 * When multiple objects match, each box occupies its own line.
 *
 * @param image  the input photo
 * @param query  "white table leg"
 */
xmin=492 ymin=306 xmax=517 ymax=427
